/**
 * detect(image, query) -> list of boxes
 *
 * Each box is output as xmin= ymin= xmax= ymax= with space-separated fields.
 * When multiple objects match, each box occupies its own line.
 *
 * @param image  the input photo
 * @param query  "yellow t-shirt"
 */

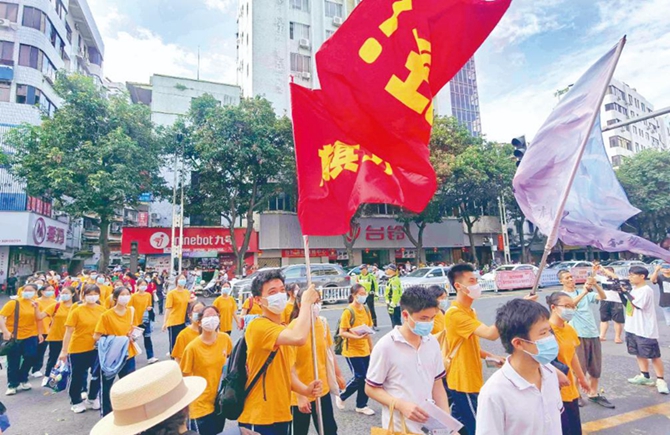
xmin=551 ymin=322 xmax=581 ymax=402
xmin=339 ymin=304 xmax=373 ymax=358
xmin=105 ymin=295 xmax=115 ymax=310
xmin=37 ymin=297 xmax=57 ymax=334
xmin=44 ymin=303 xmax=74 ymax=342
xmin=242 ymin=297 xmax=263 ymax=315
xmin=165 ymin=289 xmax=191 ymax=327
xmin=238 ymin=317 xmax=293 ymax=425
xmin=213 ymin=296 xmax=237 ymax=332
xmin=288 ymin=317 xmax=332 ymax=405
xmin=98 ymin=284 xmax=113 ymax=305
xmin=180 ymin=333 xmax=233 ymax=419
xmin=171 ymin=326 xmax=201 ymax=361
xmin=129 ymin=292 xmax=153 ymax=326
xmin=65 ymin=304 xmax=106 ymax=354
xmin=94 ymin=308 xmax=137 ymax=359
xmin=444 ymin=301 xmax=483 ymax=393
xmin=431 ymin=310 xmax=446 ymax=335
xmin=0 ymin=299 xmax=39 ymax=340
xmin=282 ymin=301 xmax=295 ymax=324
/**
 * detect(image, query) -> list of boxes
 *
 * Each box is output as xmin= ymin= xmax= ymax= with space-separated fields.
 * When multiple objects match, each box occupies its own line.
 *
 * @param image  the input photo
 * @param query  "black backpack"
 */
xmin=216 ymin=335 xmax=278 ymax=420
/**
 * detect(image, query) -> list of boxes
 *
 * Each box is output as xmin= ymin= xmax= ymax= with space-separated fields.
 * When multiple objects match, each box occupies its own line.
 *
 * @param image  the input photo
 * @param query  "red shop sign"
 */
xmin=121 ymin=227 xmax=258 ymax=255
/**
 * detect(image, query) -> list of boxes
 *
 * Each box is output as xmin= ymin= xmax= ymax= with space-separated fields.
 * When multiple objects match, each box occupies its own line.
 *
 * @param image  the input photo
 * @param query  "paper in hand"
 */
xmin=351 ymin=324 xmax=376 ymax=336
xmin=420 ymin=399 xmax=463 ymax=435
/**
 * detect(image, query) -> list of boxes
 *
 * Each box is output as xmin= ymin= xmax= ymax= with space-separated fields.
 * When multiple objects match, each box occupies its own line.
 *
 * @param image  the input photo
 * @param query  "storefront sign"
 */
xmin=495 ymin=270 xmax=536 ymax=290
xmin=282 ymin=249 xmax=336 ymax=258
xmin=137 ymin=212 xmax=149 ymax=227
xmin=121 ymin=227 xmax=258 ymax=255
xmin=26 ymin=196 xmax=52 ymax=217
xmin=0 ymin=212 xmax=68 ymax=251
xmin=145 ymin=255 xmax=171 ymax=274
xmin=0 ymin=246 xmax=9 ymax=285
xmin=395 ymin=248 xmax=416 ymax=259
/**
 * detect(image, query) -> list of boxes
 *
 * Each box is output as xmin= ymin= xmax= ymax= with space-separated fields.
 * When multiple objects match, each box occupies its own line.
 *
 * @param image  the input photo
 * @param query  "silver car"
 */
xmin=232 ymin=263 xmax=351 ymax=297
xmin=399 ymin=267 xmax=452 ymax=294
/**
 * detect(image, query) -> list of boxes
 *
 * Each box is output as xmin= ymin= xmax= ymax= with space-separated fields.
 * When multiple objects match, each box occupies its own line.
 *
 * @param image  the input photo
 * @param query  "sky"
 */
xmin=87 ymin=0 xmax=670 ymax=143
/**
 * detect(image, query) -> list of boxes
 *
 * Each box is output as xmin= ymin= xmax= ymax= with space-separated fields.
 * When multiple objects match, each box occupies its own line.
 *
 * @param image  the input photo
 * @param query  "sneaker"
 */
xmin=17 ymin=382 xmax=32 ymax=391
xmin=628 ymin=374 xmax=655 ymax=386
xmin=5 ymin=388 xmax=16 ymax=396
xmin=80 ymin=391 xmax=88 ymax=401
xmin=71 ymin=403 xmax=87 ymax=414
xmin=577 ymin=396 xmax=585 ymax=407
xmin=657 ymin=379 xmax=670 ymax=395
xmin=335 ymin=396 xmax=345 ymax=410
xmin=588 ymin=394 xmax=615 ymax=409
xmin=147 ymin=357 xmax=159 ymax=364
xmin=356 ymin=406 xmax=376 ymax=416
xmin=86 ymin=398 xmax=101 ymax=410
xmin=41 ymin=377 xmax=49 ymax=388
xmin=30 ymin=371 xmax=44 ymax=379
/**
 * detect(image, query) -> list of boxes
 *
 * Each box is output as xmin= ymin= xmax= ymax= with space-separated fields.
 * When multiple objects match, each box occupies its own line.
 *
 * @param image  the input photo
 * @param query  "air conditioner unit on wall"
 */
xmin=333 ymin=16 xmax=343 ymax=26
xmin=301 ymin=72 xmax=311 ymax=80
xmin=0 ymin=18 xmax=13 ymax=28
xmin=299 ymin=38 xmax=310 ymax=49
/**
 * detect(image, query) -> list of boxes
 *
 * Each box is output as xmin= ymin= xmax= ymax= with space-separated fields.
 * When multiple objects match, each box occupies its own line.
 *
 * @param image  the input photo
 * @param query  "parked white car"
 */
xmin=399 ymin=267 xmax=452 ymax=293
xmin=481 ymin=264 xmax=538 ymax=281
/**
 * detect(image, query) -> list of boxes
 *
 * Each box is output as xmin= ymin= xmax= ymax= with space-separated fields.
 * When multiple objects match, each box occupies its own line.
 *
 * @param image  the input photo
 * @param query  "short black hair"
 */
xmin=400 ymin=286 xmax=438 ymax=314
xmin=82 ymin=284 xmax=101 ymax=296
xmin=557 ymin=269 xmax=571 ymax=280
xmin=426 ymin=285 xmax=447 ymax=300
xmin=447 ymin=264 xmax=474 ymax=288
xmin=496 ymin=299 xmax=550 ymax=354
xmin=629 ymin=265 xmax=649 ymax=279
xmin=545 ymin=291 xmax=570 ymax=307
xmin=251 ymin=269 xmax=285 ymax=297
xmin=112 ymin=286 xmax=130 ymax=302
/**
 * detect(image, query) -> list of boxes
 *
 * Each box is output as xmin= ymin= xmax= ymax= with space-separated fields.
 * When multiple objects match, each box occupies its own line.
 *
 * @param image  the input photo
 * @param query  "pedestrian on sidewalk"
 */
xmin=162 ymin=274 xmax=191 ymax=354
xmin=597 ymin=267 xmax=625 ymax=343
xmin=129 ymin=279 xmax=158 ymax=364
xmin=558 ymin=269 xmax=614 ymax=408
xmin=624 ymin=266 xmax=669 ymax=395
xmin=336 ymin=284 xmax=376 ymax=416
xmin=650 ymin=264 xmax=670 ymax=328
xmin=30 ymin=283 xmax=57 ymax=379
xmin=356 ymin=264 xmax=379 ymax=330
xmin=212 ymin=282 xmax=241 ymax=335
xmin=385 ymin=265 xmax=403 ymax=327
xmin=171 ymin=302 xmax=206 ymax=364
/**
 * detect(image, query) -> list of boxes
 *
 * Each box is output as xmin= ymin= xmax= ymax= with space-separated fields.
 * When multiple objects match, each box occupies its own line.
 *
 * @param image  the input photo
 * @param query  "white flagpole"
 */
xmin=303 ymin=235 xmax=325 ymax=434
xmin=531 ymin=37 xmax=626 ymax=294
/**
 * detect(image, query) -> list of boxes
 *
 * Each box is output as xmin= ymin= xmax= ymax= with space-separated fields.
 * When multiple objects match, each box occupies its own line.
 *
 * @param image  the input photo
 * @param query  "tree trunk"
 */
xmin=342 ymin=218 xmax=360 ymax=267
xmin=515 ymin=218 xmax=526 ymax=263
xmin=401 ymin=222 xmax=426 ymax=267
xmin=98 ymin=217 xmax=110 ymax=272
xmin=524 ymin=227 xmax=540 ymax=263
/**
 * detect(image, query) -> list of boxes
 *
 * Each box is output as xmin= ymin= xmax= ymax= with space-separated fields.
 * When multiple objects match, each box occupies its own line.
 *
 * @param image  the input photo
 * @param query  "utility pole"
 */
xmin=498 ymin=195 xmax=511 ymax=264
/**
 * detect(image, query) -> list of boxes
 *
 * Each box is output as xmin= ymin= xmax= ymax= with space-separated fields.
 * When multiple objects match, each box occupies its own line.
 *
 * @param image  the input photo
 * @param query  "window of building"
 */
xmin=608 ymin=85 xmax=626 ymax=101
xmin=289 ymin=22 xmax=310 ymax=40
xmin=0 ymin=82 xmax=9 ymax=102
xmin=324 ymin=0 xmax=343 ymax=17
xmin=646 ymin=132 xmax=649 ymax=140
xmin=633 ymin=126 xmax=637 ymax=134
xmin=0 ymin=40 xmax=13 ymax=65
xmin=290 ymin=53 xmax=311 ymax=73
xmin=635 ymin=142 xmax=639 ymax=152
xmin=0 ymin=2 xmax=18 ymax=21
xmin=267 ymin=193 xmax=294 ymax=212
xmin=634 ymin=98 xmax=639 ymax=108
xmin=22 ymin=6 xmax=45 ymax=31
xmin=641 ymin=102 xmax=646 ymax=111
xmin=609 ymin=136 xmax=631 ymax=150
xmin=628 ymin=94 xmax=633 ymax=105
xmin=611 ymin=155 xmax=623 ymax=167
xmin=290 ymin=0 xmax=310 ymax=12
xmin=54 ymin=0 xmax=66 ymax=20
xmin=604 ymin=102 xmax=627 ymax=116
xmin=65 ymin=22 xmax=72 ymax=43
xmin=606 ymin=119 xmax=620 ymax=126
xmin=16 ymin=84 xmax=42 ymax=106
xmin=88 ymin=47 xmax=102 ymax=66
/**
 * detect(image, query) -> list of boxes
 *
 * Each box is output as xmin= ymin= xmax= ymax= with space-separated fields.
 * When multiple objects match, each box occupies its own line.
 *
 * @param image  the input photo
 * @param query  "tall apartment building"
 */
xmin=0 ymin=0 xmax=103 ymax=278
xmin=236 ymin=0 xmax=482 ymax=136
xmin=601 ymin=78 xmax=668 ymax=167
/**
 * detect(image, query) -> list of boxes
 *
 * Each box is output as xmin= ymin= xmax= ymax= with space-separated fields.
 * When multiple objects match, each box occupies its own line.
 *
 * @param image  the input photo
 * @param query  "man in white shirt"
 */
xmin=476 ymin=299 xmax=563 ymax=435
xmin=365 ymin=286 xmax=450 ymax=434
xmin=624 ymin=266 xmax=669 ymax=394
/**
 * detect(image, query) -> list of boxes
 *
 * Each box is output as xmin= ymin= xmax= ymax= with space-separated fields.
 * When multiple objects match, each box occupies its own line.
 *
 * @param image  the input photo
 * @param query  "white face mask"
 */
xmin=138 ymin=286 xmax=147 ymax=292
xmin=201 ymin=316 xmax=220 ymax=331
xmin=85 ymin=295 xmax=100 ymax=304
xmin=465 ymin=284 xmax=482 ymax=300
xmin=118 ymin=295 xmax=131 ymax=305
xmin=264 ymin=293 xmax=288 ymax=314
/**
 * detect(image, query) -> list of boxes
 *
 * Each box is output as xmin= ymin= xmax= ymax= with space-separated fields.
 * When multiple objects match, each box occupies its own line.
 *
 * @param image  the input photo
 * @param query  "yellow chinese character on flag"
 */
xmin=319 ymin=141 xmax=361 ymax=186
xmin=362 ymin=154 xmax=393 ymax=176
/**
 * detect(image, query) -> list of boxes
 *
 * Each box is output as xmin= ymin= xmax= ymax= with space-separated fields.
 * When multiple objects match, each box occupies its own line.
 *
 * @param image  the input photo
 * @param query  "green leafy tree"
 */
xmin=178 ymin=95 xmax=295 ymax=273
xmin=7 ymin=73 xmax=165 ymax=270
xmin=617 ymin=149 xmax=670 ymax=243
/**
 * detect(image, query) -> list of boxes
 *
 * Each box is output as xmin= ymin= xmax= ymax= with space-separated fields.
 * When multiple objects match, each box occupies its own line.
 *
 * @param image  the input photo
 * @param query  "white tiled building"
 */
xmin=601 ymin=78 xmax=668 ymax=167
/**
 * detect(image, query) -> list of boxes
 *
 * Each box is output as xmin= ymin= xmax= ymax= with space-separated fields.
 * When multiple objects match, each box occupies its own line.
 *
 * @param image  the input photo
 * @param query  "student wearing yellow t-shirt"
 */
xmin=95 ymin=274 xmax=113 ymax=306
xmin=282 ymin=283 xmax=299 ymax=324
xmin=444 ymin=264 xmax=506 ymax=435
xmin=94 ymin=287 xmax=137 ymax=416
xmin=548 ymin=292 xmax=590 ymax=435
xmin=0 ymin=283 xmax=43 ymax=395
xmin=35 ymin=286 xmax=75 ymax=387
xmin=162 ymin=274 xmax=192 ymax=353
xmin=336 ymin=284 xmax=375 ymax=415
xmin=30 ymin=283 xmax=58 ymax=378
xmin=212 ymin=283 xmax=240 ymax=335
xmin=240 ymin=294 xmax=263 ymax=317
xmin=288 ymin=288 xmax=344 ymax=435
xmin=172 ymin=302 xmax=206 ymax=364
xmin=130 ymin=279 xmax=158 ymax=364
xmin=238 ymin=270 xmax=322 ymax=434
xmin=430 ymin=285 xmax=449 ymax=335
xmin=180 ymin=306 xmax=233 ymax=435
xmin=59 ymin=284 xmax=106 ymax=413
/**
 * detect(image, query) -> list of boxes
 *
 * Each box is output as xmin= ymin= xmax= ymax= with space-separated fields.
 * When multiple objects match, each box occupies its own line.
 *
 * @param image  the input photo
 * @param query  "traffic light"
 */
xmin=511 ymin=136 xmax=527 ymax=167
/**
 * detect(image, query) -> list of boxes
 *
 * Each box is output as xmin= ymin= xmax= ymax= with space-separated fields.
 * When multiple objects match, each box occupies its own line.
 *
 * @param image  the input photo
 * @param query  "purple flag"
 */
xmin=513 ymin=39 xmax=670 ymax=262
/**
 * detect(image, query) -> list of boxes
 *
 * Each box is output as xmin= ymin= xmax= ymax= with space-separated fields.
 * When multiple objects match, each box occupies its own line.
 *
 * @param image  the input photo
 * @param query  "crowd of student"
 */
xmin=0 ymin=262 xmax=668 ymax=435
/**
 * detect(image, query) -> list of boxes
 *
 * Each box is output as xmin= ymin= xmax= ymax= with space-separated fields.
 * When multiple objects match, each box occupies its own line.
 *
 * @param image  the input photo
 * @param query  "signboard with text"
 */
xmin=282 ymin=249 xmax=337 ymax=259
xmin=121 ymin=227 xmax=258 ymax=255
xmin=0 ymin=212 xmax=67 ymax=251
xmin=495 ymin=270 xmax=536 ymax=290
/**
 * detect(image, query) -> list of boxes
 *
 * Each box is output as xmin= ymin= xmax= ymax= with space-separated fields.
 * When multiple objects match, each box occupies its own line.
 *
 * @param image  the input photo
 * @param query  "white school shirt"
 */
xmin=476 ymin=358 xmax=563 ymax=435
xmin=624 ymin=285 xmax=659 ymax=339
xmin=366 ymin=327 xmax=446 ymax=434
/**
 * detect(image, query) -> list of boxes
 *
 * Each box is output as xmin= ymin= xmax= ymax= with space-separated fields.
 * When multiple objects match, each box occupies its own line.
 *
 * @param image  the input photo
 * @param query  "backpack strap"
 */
xmin=245 ymin=348 xmax=279 ymax=395
xmin=347 ymin=307 xmax=356 ymax=327
xmin=11 ymin=300 xmax=19 ymax=340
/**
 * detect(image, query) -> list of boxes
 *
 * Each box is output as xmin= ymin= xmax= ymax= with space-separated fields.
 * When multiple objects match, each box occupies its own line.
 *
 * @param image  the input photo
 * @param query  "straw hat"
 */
xmin=91 ymin=360 xmax=206 ymax=435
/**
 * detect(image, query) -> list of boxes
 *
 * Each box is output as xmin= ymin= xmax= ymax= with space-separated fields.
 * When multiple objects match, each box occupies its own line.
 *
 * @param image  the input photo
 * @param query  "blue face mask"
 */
xmin=177 ymin=279 xmax=187 ymax=287
xmin=222 ymin=287 xmax=232 ymax=295
xmin=407 ymin=316 xmax=434 ymax=337
xmin=521 ymin=335 xmax=559 ymax=365
xmin=356 ymin=295 xmax=367 ymax=305
xmin=22 ymin=291 xmax=35 ymax=299
xmin=60 ymin=294 xmax=72 ymax=302
xmin=439 ymin=299 xmax=449 ymax=311
xmin=44 ymin=290 xmax=55 ymax=298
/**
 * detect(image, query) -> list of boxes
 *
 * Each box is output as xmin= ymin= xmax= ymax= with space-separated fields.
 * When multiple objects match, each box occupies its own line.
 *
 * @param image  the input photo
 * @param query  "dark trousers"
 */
xmin=190 ymin=412 xmax=225 ymax=435
xmin=341 ymin=356 xmax=370 ymax=408
xmin=142 ymin=321 xmax=154 ymax=359
xmin=7 ymin=336 xmax=38 ymax=388
xmin=292 ymin=393 xmax=338 ymax=435
xmin=240 ymin=422 xmax=290 ymax=435
xmin=31 ymin=339 xmax=49 ymax=374
xmin=389 ymin=306 xmax=401 ymax=327
xmin=157 ymin=292 xmax=165 ymax=314
xmin=561 ymin=399 xmax=582 ymax=435
xmin=365 ymin=293 xmax=377 ymax=327
xmin=68 ymin=350 xmax=101 ymax=405
xmin=44 ymin=341 xmax=63 ymax=379
xmin=168 ymin=323 xmax=186 ymax=354
xmin=101 ymin=357 xmax=136 ymax=416
xmin=447 ymin=387 xmax=478 ymax=435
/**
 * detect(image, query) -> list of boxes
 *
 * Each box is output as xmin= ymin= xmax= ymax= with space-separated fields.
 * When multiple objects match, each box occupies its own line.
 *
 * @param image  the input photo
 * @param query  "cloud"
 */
xmin=488 ymin=0 xmax=569 ymax=49
xmin=204 ymin=0 xmax=236 ymax=13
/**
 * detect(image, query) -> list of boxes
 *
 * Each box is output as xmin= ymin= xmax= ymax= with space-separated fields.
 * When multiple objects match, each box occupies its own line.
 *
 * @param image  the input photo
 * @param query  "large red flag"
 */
xmin=291 ymin=84 xmax=436 ymax=236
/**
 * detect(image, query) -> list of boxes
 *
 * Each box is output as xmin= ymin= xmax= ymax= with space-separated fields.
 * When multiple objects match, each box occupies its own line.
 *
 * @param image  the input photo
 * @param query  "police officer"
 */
xmin=356 ymin=265 xmax=379 ymax=330
xmin=384 ymin=264 xmax=403 ymax=327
